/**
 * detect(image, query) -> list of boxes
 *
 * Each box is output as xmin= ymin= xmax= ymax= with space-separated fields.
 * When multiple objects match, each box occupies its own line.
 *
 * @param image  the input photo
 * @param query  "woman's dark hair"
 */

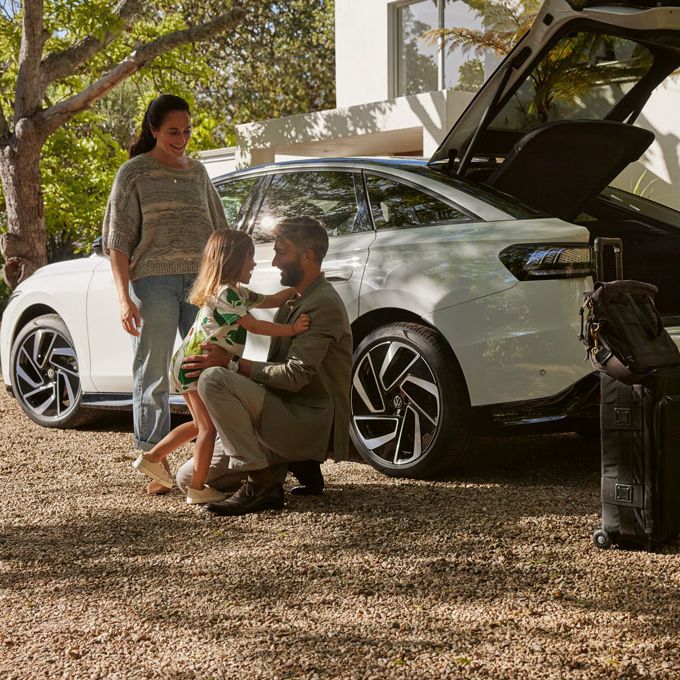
xmin=129 ymin=94 xmax=191 ymax=158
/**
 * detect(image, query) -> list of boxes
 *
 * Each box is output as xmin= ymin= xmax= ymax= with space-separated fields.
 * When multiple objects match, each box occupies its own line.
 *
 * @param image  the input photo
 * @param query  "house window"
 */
xmin=395 ymin=0 xmax=485 ymax=97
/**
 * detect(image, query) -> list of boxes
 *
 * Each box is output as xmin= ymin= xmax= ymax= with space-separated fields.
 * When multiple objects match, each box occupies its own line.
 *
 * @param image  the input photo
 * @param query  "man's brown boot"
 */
xmin=205 ymin=470 xmax=284 ymax=516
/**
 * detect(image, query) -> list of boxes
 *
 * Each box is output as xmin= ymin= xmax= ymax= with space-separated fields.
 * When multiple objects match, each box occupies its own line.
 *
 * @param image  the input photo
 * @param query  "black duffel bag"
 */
xmin=580 ymin=279 xmax=680 ymax=384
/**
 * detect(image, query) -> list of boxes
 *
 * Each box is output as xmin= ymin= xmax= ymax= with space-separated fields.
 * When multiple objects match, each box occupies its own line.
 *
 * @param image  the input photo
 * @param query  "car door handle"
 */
xmin=323 ymin=268 xmax=353 ymax=282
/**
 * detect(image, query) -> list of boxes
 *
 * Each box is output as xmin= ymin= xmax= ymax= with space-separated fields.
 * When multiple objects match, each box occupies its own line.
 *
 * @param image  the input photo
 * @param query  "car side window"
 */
xmin=365 ymin=174 xmax=470 ymax=230
xmin=215 ymin=177 xmax=259 ymax=228
xmin=248 ymin=170 xmax=372 ymax=243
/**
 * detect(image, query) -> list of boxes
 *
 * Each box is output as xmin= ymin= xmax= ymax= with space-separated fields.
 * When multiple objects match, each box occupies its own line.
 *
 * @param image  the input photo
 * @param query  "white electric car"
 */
xmin=4 ymin=0 xmax=680 ymax=478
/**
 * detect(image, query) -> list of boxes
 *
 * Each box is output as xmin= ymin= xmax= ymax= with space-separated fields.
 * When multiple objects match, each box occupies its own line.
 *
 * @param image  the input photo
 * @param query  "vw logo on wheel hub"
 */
xmin=393 ymin=395 xmax=403 ymax=409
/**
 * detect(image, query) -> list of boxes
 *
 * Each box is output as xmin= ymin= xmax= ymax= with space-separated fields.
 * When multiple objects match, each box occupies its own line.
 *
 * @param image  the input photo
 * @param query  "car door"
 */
xmin=359 ymin=170 xmax=480 ymax=317
xmin=243 ymin=168 xmax=376 ymax=360
xmin=86 ymin=175 xmax=260 ymax=392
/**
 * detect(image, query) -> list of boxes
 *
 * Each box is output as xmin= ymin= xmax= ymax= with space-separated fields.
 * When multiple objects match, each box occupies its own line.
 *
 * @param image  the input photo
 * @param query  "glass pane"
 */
xmin=365 ymin=174 xmax=469 ymax=230
xmin=397 ymin=0 xmax=438 ymax=96
xmin=491 ymin=32 xmax=654 ymax=134
xmin=408 ymin=166 xmax=545 ymax=218
xmin=444 ymin=0 xmax=488 ymax=92
xmin=216 ymin=177 xmax=258 ymax=227
xmin=611 ymin=80 xmax=680 ymax=214
xmin=249 ymin=171 xmax=372 ymax=244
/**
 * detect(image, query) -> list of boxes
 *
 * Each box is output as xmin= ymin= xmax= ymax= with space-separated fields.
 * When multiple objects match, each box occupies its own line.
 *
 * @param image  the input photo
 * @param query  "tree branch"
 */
xmin=15 ymin=0 xmax=47 ymax=121
xmin=0 ymin=1 xmax=20 ymax=22
xmin=34 ymin=3 xmax=248 ymax=140
xmin=40 ymin=0 xmax=144 ymax=87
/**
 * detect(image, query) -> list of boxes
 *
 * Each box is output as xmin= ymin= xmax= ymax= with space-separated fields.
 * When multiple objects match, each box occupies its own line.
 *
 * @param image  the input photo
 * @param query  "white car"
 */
xmin=3 ymin=0 xmax=680 ymax=477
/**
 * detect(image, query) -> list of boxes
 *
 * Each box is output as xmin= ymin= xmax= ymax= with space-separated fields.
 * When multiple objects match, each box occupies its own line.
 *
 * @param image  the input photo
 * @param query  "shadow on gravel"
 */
xmin=77 ymin=410 xmax=191 ymax=433
xmin=3 ymin=502 xmax=679 ymax=641
xmin=453 ymin=432 xmax=600 ymax=485
xmin=2 ymin=451 xmax=680 ymax=654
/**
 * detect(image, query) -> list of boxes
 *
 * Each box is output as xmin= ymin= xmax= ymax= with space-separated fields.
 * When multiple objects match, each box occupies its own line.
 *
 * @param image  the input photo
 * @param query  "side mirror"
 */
xmin=92 ymin=236 xmax=103 ymax=256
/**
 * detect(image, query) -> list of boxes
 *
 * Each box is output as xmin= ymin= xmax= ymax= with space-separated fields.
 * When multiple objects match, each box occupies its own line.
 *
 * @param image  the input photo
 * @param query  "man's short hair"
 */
xmin=273 ymin=216 xmax=329 ymax=263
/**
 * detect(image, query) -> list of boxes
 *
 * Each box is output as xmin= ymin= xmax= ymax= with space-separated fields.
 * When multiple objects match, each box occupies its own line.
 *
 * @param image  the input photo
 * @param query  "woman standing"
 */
xmin=102 ymin=94 xmax=228 ymax=490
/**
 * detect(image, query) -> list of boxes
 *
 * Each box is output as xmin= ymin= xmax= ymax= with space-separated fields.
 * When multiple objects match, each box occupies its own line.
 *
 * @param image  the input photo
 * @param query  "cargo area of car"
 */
xmin=579 ymin=191 xmax=680 ymax=323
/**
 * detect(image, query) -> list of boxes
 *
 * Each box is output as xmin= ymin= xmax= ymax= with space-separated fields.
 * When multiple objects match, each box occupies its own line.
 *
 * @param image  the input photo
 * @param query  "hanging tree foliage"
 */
xmin=0 ymin=0 xmax=250 ymax=289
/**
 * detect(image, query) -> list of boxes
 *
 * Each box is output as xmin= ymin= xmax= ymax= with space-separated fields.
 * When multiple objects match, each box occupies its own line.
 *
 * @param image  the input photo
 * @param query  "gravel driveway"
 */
xmin=1 ymin=387 xmax=679 ymax=679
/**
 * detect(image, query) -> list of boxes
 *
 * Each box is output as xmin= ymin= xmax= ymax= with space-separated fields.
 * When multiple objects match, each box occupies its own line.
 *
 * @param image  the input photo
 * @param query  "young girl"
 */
xmin=132 ymin=230 xmax=310 ymax=504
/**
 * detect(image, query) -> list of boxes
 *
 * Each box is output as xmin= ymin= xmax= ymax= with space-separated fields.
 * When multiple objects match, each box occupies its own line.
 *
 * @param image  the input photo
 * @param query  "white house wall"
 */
xmin=335 ymin=0 xmax=392 ymax=108
xmin=612 ymin=81 xmax=680 ymax=213
xmin=234 ymin=88 xmax=474 ymax=169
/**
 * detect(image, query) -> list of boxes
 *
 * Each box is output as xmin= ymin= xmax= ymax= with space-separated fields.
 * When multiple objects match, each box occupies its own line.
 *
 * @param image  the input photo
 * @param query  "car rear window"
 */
xmin=408 ymin=166 xmax=547 ymax=219
xmin=365 ymin=173 xmax=471 ymax=230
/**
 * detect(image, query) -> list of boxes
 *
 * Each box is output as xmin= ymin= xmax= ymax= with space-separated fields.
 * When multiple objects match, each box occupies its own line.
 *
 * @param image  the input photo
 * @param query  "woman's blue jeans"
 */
xmin=129 ymin=274 xmax=197 ymax=451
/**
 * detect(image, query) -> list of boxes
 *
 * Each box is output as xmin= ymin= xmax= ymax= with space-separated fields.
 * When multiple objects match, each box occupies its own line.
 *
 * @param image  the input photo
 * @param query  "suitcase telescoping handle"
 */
xmin=593 ymin=237 xmax=623 ymax=282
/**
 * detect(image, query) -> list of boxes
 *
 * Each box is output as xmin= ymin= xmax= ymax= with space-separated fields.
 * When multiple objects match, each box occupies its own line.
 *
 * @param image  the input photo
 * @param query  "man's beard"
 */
xmin=280 ymin=260 xmax=304 ymax=286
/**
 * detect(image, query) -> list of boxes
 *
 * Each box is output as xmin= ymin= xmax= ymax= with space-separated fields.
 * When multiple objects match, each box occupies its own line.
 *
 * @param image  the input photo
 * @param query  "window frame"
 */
xmin=392 ymin=0 xmax=440 ymax=98
xmin=213 ymin=175 xmax=267 ymax=230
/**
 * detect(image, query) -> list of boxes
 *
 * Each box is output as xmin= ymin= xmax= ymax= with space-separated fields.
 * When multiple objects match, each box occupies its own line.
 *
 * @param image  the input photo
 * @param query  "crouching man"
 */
xmin=177 ymin=216 xmax=353 ymax=515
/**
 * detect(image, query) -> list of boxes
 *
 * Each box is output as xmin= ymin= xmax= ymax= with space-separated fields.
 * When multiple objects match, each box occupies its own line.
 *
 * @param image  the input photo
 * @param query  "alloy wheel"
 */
xmin=13 ymin=326 xmax=82 ymax=423
xmin=351 ymin=339 xmax=441 ymax=467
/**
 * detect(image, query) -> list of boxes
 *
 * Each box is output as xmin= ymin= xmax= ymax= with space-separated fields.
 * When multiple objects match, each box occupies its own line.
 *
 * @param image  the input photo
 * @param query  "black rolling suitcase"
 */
xmin=594 ymin=369 xmax=680 ymax=550
xmin=588 ymin=238 xmax=680 ymax=550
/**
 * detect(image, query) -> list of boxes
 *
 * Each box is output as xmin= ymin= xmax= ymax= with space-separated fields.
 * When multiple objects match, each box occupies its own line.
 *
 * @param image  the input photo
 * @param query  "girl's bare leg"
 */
xmin=184 ymin=391 xmax=217 ymax=490
xmin=144 ymin=421 xmax=199 ymax=463
xmin=141 ymin=392 xmax=199 ymax=494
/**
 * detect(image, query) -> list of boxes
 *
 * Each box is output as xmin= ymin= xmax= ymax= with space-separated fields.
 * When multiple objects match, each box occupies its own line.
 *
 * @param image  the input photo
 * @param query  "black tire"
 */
xmin=592 ymin=529 xmax=612 ymax=549
xmin=350 ymin=322 xmax=471 ymax=478
xmin=10 ymin=313 xmax=98 ymax=428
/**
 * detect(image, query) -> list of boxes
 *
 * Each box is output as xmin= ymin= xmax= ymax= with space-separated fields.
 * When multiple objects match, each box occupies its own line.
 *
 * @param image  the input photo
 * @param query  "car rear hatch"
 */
xmin=427 ymin=0 xmax=680 ymax=320
xmin=428 ymin=0 xmax=680 ymax=172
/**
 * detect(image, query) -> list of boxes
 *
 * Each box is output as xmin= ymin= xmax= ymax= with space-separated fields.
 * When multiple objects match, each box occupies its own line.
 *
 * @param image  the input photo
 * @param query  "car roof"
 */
xmin=212 ymin=157 xmax=430 ymax=183
xmin=211 ymin=155 xmax=548 ymax=222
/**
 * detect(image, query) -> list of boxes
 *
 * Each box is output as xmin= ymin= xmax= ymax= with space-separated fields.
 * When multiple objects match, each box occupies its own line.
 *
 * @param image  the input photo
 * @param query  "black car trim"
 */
xmin=80 ymin=376 xmax=601 ymax=434
xmin=471 ymin=372 xmax=600 ymax=435
xmin=567 ymin=1 xmax=680 ymax=9
xmin=81 ymin=392 xmax=189 ymax=412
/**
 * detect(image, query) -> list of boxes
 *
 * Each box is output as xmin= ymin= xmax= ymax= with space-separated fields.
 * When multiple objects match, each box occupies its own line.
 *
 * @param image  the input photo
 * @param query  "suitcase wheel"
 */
xmin=592 ymin=529 xmax=612 ymax=549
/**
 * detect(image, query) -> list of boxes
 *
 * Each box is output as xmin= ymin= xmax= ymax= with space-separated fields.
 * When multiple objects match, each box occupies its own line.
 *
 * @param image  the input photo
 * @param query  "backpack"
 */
xmin=579 ymin=279 xmax=680 ymax=385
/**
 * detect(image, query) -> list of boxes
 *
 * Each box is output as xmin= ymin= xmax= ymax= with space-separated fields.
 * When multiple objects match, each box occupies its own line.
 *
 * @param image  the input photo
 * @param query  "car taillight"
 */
xmin=498 ymin=243 xmax=594 ymax=281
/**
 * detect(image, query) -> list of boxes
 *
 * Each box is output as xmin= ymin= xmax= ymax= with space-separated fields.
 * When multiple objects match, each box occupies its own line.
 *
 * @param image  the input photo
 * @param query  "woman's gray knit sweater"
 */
xmin=102 ymin=154 xmax=229 ymax=280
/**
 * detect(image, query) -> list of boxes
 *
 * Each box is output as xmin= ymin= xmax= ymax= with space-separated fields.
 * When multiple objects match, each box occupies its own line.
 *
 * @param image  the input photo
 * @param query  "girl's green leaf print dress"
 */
xmin=170 ymin=284 xmax=264 ymax=392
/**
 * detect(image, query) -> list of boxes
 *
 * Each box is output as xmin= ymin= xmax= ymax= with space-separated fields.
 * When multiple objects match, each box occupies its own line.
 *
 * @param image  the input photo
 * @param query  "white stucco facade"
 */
xmin=197 ymin=146 xmax=237 ymax=179
xmin=335 ymin=0 xmax=393 ymax=108
xmin=233 ymin=88 xmax=474 ymax=169
xmin=204 ymin=0 xmax=478 ymax=171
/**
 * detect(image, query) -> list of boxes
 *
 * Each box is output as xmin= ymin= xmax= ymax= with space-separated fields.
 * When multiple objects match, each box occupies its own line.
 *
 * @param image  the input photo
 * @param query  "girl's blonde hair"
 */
xmin=189 ymin=230 xmax=254 ymax=307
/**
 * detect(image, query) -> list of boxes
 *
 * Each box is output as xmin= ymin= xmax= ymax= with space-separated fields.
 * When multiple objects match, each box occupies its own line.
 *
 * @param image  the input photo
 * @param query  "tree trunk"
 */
xmin=0 ymin=119 xmax=47 ymax=289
